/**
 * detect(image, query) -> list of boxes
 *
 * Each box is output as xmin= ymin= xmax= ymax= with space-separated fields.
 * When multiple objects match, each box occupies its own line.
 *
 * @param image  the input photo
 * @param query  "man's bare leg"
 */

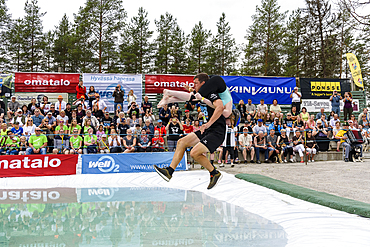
xmin=190 ymin=142 xmax=215 ymax=172
xmin=169 ymin=133 xmax=199 ymax=170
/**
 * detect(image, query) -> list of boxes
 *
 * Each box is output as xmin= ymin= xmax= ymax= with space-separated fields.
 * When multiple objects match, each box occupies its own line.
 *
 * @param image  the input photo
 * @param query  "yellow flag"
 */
xmin=346 ymin=53 xmax=364 ymax=88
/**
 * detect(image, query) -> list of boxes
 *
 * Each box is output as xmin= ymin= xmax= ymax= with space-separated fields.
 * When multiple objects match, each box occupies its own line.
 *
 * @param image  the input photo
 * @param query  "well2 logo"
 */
xmin=88 ymin=156 xmax=119 ymax=173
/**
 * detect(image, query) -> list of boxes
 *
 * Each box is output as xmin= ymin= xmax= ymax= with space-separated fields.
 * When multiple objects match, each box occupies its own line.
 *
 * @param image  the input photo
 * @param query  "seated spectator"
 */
xmin=55 ymin=118 xmax=68 ymax=135
xmin=151 ymin=130 xmax=165 ymax=152
xmin=127 ymin=102 xmax=140 ymax=119
xmin=6 ymin=136 xmax=19 ymax=155
xmin=182 ymin=118 xmax=193 ymax=135
xmin=45 ymin=112 xmax=57 ymax=129
xmin=96 ymin=125 xmax=105 ymax=140
xmin=238 ymin=127 xmax=255 ymax=163
xmin=26 ymin=127 xmax=47 ymax=155
xmin=76 ymin=104 xmax=86 ymax=120
xmin=142 ymin=119 xmax=155 ymax=138
xmin=0 ymin=123 xmax=7 ymax=136
xmin=108 ymin=130 xmax=122 ymax=153
xmin=291 ymin=106 xmax=299 ymax=121
xmin=98 ymin=134 xmax=110 ymax=153
xmin=197 ymin=112 xmax=207 ymax=126
xmin=12 ymin=109 xmax=26 ymax=127
xmin=159 ymin=104 xmax=171 ymax=126
xmin=141 ymin=95 xmax=153 ymax=119
xmin=305 ymin=130 xmax=317 ymax=162
xmin=269 ymin=118 xmax=282 ymax=136
xmin=73 ymin=95 xmax=89 ymax=110
xmin=137 ymin=129 xmax=151 ymax=152
xmin=128 ymin=114 xmax=141 ymax=130
xmin=357 ymin=108 xmax=370 ymax=123
xmin=313 ymin=120 xmax=330 ymax=151
xmin=53 ymin=129 xmax=70 ymax=154
xmin=166 ymin=116 xmax=183 ymax=151
xmin=245 ymin=99 xmax=256 ymax=118
xmin=245 ymin=114 xmax=255 ymax=126
xmin=55 ymin=95 xmax=67 ymax=112
xmin=116 ymin=112 xmax=126 ymax=125
xmin=184 ymin=100 xmax=197 ymax=118
xmin=327 ymin=110 xmax=335 ymax=122
xmin=0 ymin=103 xmax=5 ymax=123
xmin=127 ymin=89 xmax=137 ymax=105
xmin=305 ymin=115 xmax=316 ymax=130
xmin=257 ymin=99 xmax=268 ymax=117
xmin=277 ymin=129 xmax=293 ymax=163
xmin=193 ymin=119 xmax=201 ymax=132
xmin=19 ymin=136 xmax=28 ymax=155
xmin=348 ymin=120 xmax=359 ymax=131
xmin=117 ymin=118 xmax=129 ymax=139
xmin=83 ymin=127 xmax=98 ymax=154
xmin=329 ymin=114 xmax=340 ymax=129
xmin=143 ymin=108 xmax=155 ymax=125
xmin=7 ymin=95 xmax=20 ymax=120
xmin=300 ymin=107 xmax=310 ymax=123
xmin=182 ymin=110 xmax=194 ymax=125
xmin=40 ymin=96 xmax=51 ymax=114
xmin=23 ymin=117 xmax=36 ymax=140
xmin=254 ymin=131 xmax=270 ymax=164
xmin=21 ymin=104 xmax=31 ymax=117
xmin=65 ymin=103 xmax=73 ymax=120
xmin=254 ymin=111 xmax=263 ymax=123
xmin=359 ymin=114 xmax=369 ymax=130
xmin=49 ymin=104 xmax=59 ymax=118
xmin=293 ymin=115 xmax=305 ymax=133
xmin=267 ymin=129 xmax=280 ymax=163
xmin=69 ymin=128 xmax=83 ymax=154
xmin=132 ymin=124 xmax=141 ymax=138
xmin=82 ymin=110 xmax=99 ymax=129
xmin=11 ymin=121 xmax=23 ymax=138
xmin=39 ymin=118 xmax=53 ymax=153
xmin=292 ymin=130 xmax=305 ymax=163
xmin=349 ymin=115 xmax=359 ymax=129
xmin=92 ymin=104 xmax=104 ymax=122
xmin=154 ymin=120 xmax=166 ymax=137
xmin=101 ymin=111 xmax=113 ymax=130
xmin=253 ymin=119 xmax=267 ymax=137
xmin=122 ymin=129 xmax=136 ymax=153
xmin=270 ymin=99 xmax=281 ymax=116
xmin=264 ymin=113 xmax=273 ymax=126
xmin=108 ymin=122 xmax=117 ymax=135
xmin=283 ymin=113 xmax=294 ymax=137
xmin=57 ymin=110 xmax=69 ymax=125
xmin=31 ymin=108 xmax=44 ymax=127
xmin=69 ymin=119 xmax=82 ymax=136
xmin=82 ymin=119 xmax=94 ymax=135
xmin=315 ymin=108 xmax=326 ymax=120
xmin=335 ymin=122 xmax=353 ymax=162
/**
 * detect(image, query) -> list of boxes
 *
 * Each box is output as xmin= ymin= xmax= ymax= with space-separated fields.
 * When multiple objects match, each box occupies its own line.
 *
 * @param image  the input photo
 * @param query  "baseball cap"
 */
xmin=348 ymin=120 xmax=353 ymax=123
xmin=157 ymin=119 xmax=162 ymax=123
xmin=185 ymin=110 xmax=189 ymax=113
xmin=12 ymin=137 xmax=17 ymax=141
xmin=58 ymin=95 xmax=63 ymax=99
xmin=243 ymin=127 xmax=248 ymax=130
xmin=257 ymin=119 xmax=263 ymax=122
xmin=102 ymin=134 xmax=107 ymax=138
xmin=80 ymin=95 xmax=85 ymax=99
xmin=17 ymin=109 xmax=22 ymax=113
xmin=47 ymin=111 xmax=52 ymax=114
xmin=35 ymin=127 xmax=41 ymax=131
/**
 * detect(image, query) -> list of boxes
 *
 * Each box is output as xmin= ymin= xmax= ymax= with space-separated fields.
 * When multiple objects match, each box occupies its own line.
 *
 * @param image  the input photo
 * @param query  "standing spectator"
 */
xmin=152 ymin=130 xmax=165 ymax=152
xmin=292 ymin=130 xmax=305 ymax=163
xmin=113 ymin=84 xmax=124 ymax=113
xmin=83 ymin=127 xmax=98 ymax=154
xmin=73 ymin=95 xmax=89 ymax=110
xmin=76 ymin=80 xmax=86 ymax=100
xmin=237 ymin=100 xmax=247 ymax=121
xmin=220 ymin=119 xmax=237 ymax=167
xmin=87 ymin=86 xmax=96 ymax=109
xmin=343 ymin=92 xmax=353 ymax=121
xmin=305 ymin=130 xmax=317 ymax=162
xmin=55 ymin=95 xmax=67 ymax=112
xmin=127 ymin=89 xmax=137 ymax=105
xmin=108 ymin=130 xmax=122 ymax=153
xmin=7 ymin=95 xmax=20 ymax=120
xmin=290 ymin=87 xmax=302 ymax=112
xmin=159 ymin=104 xmax=171 ymax=126
xmin=329 ymin=90 xmax=342 ymax=115
xmin=166 ymin=116 xmax=183 ymax=151
xmin=26 ymin=127 xmax=47 ymax=155
xmin=269 ymin=99 xmax=281 ymax=115
xmin=257 ymin=99 xmax=268 ymax=117
xmin=245 ymin=99 xmax=256 ymax=118
xmin=141 ymin=95 xmax=153 ymax=119
xmin=238 ymin=127 xmax=255 ymax=163
xmin=137 ymin=129 xmax=151 ymax=152
xmin=122 ymin=129 xmax=137 ymax=153
xmin=40 ymin=96 xmax=51 ymax=113
xmin=254 ymin=131 xmax=269 ymax=164
xmin=76 ymin=104 xmax=85 ymax=120
xmin=31 ymin=109 xmax=44 ymax=127
xmin=23 ymin=118 xmax=36 ymax=140
xmin=92 ymin=93 xmax=107 ymax=113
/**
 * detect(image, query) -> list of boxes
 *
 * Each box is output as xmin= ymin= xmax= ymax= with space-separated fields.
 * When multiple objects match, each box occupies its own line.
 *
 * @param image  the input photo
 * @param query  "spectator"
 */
xmin=23 ymin=117 xmax=36 ymax=140
xmin=245 ymin=99 xmax=256 ymax=118
xmin=40 ymin=96 xmax=51 ymax=113
xmin=305 ymin=130 xmax=317 ymax=162
xmin=112 ymin=84 xmax=124 ymax=113
xmin=20 ymin=105 xmax=30 ymax=118
xmin=117 ymin=118 xmax=130 ymax=139
xmin=358 ymin=108 xmax=370 ymax=123
xmin=19 ymin=136 xmax=28 ymax=155
xmin=137 ymin=129 xmax=151 ymax=152
xmin=318 ymin=114 xmax=329 ymax=129
xmin=55 ymin=95 xmax=67 ymax=112
xmin=193 ymin=119 xmax=201 ymax=132
xmin=132 ymin=124 xmax=142 ymax=138
xmin=55 ymin=118 xmax=68 ymax=135
xmin=305 ymin=115 xmax=316 ymax=130
xmin=237 ymin=100 xmax=247 ymax=121
xmin=348 ymin=120 xmax=359 ymax=131
xmin=73 ymin=95 xmax=89 ymax=110
xmin=264 ymin=113 xmax=273 ymax=126
xmin=65 ymin=103 xmax=73 ymax=120
xmin=11 ymin=122 xmax=23 ymax=137
xmin=197 ymin=111 xmax=207 ymax=126
xmin=182 ymin=118 xmax=193 ymax=135
xmin=6 ymin=137 xmax=19 ymax=155
xmin=141 ymin=95 xmax=153 ymax=119
xmin=87 ymin=86 xmax=96 ymax=109
xmin=127 ymin=89 xmax=137 ymax=105
xmin=96 ymin=125 xmax=105 ymax=140
xmin=122 ymin=129 xmax=136 ymax=153
xmin=69 ymin=128 xmax=83 ymax=154
xmin=254 ymin=131 xmax=269 ymax=164
xmin=0 ymin=123 xmax=7 ymax=136
xmin=293 ymin=115 xmax=305 ymax=133
xmin=166 ymin=116 xmax=183 ymax=152
xmin=83 ymin=127 xmax=98 ymax=154
xmin=76 ymin=104 xmax=86 ymax=120
xmin=267 ymin=129 xmax=280 ymax=162
xmin=290 ymin=87 xmax=302 ymax=112
xmin=143 ymin=109 xmax=155 ymax=124
xmin=53 ymin=129 xmax=70 ymax=154
xmin=343 ymin=92 xmax=353 ymax=121
xmin=292 ymin=130 xmax=305 ymax=163
xmin=277 ymin=129 xmax=293 ymax=163
xmin=184 ymin=100 xmax=196 ymax=118
xmin=27 ymin=98 xmax=37 ymax=114
xmin=159 ymin=104 xmax=171 ymax=126
xmin=239 ymin=127 xmax=255 ymax=163
xmin=220 ymin=119 xmax=237 ymax=167
xmin=0 ymin=102 xmax=4 ymax=123
xmin=253 ymin=119 xmax=267 ymax=137
xmin=39 ymin=118 xmax=53 ymax=152
xmin=98 ymin=134 xmax=110 ymax=153
xmin=92 ymin=93 xmax=107 ymax=113
xmin=128 ymin=114 xmax=141 ymax=130
xmin=11 ymin=109 xmax=26 ymax=127
xmin=245 ymin=114 xmax=255 ymax=126
xmin=108 ymin=130 xmax=122 ymax=153
xmin=142 ymin=119 xmax=155 ymax=138
xmin=291 ymin=106 xmax=299 ymax=121
xmin=270 ymin=99 xmax=281 ymax=116
xmin=127 ymin=102 xmax=140 ymax=119
xmin=101 ymin=112 xmax=113 ymax=130
xmin=45 ymin=111 xmax=57 ymax=129
xmin=300 ymin=107 xmax=309 ymax=122
xmin=182 ymin=110 xmax=194 ymax=125
xmin=152 ymin=130 xmax=165 ymax=152
xmin=49 ymin=104 xmax=59 ymax=118
xmin=349 ymin=115 xmax=359 ymax=129
xmin=82 ymin=110 xmax=99 ymax=129
xmin=329 ymin=90 xmax=342 ymax=115
xmin=169 ymin=103 xmax=181 ymax=119
xmin=26 ymin=127 xmax=47 ymax=155
xmin=327 ymin=110 xmax=335 ymax=122
xmin=254 ymin=111 xmax=263 ymax=123
xmin=154 ymin=119 xmax=166 ymax=138
xmin=335 ymin=122 xmax=354 ymax=162
xmin=315 ymin=108 xmax=326 ymax=120
xmin=76 ymin=80 xmax=86 ymax=100
xmin=283 ymin=113 xmax=294 ymax=137
xmin=257 ymin=99 xmax=268 ymax=117
xmin=7 ymin=95 xmax=20 ymax=120
xmin=83 ymin=119 xmax=94 ymax=135
xmin=269 ymin=117 xmax=282 ymax=136
xmin=359 ymin=114 xmax=369 ymax=130
xmin=57 ymin=110 xmax=69 ymax=124
xmin=69 ymin=119 xmax=82 ymax=136
xmin=32 ymin=109 xmax=44 ymax=127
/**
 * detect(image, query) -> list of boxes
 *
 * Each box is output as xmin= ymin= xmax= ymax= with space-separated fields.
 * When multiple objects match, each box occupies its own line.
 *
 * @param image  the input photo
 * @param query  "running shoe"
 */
xmin=220 ymin=163 xmax=225 ymax=167
xmin=207 ymin=172 xmax=223 ymax=190
xmin=153 ymin=165 xmax=172 ymax=182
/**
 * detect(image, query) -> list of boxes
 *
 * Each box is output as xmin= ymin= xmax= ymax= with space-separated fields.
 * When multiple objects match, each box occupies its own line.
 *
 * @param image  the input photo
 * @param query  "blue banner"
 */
xmin=222 ymin=76 xmax=296 ymax=105
xmin=79 ymin=187 xmax=187 ymax=202
xmin=81 ymin=152 xmax=187 ymax=174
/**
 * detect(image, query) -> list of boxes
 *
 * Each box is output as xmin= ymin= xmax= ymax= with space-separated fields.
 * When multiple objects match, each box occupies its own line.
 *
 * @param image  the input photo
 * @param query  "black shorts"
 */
xmin=194 ymin=125 xmax=226 ymax=153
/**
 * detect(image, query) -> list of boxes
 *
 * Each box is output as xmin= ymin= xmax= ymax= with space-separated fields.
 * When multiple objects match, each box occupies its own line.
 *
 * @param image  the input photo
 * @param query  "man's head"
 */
xmin=16 ymin=109 xmax=22 ymax=116
xmin=101 ymin=134 xmax=107 ymax=140
xmin=185 ymin=109 xmax=190 ymax=115
xmin=154 ymin=130 xmax=160 ymax=137
xmin=34 ymin=109 xmax=40 ymax=116
xmin=295 ymin=130 xmax=301 ymax=136
xmin=145 ymin=119 xmax=150 ymax=126
xmin=11 ymin=96 xmax=16 ymax=102
xmin=58 ymin=95 xmax=63 ymax=102
xmin=321 ymin=108 xmax=325 ymax=113
xmin=157 ymin=119 xmax=162 ymax=125
xmin=248 ymin=99 xmax=252 ymax=105
xmin=193 ymin=73 xmax=209 ymax=92
xmin=286 ymin=113 xmax=292 ymax=119
xmin=348 ymin=120 xmax=354 ymax=126
xmin=364 ymin=108 xmax=368 ymax=114
xmin=292 ymin=106 xmax=297 ymax=112
xmin=343 ymin=122 xmax=349 ymax=129
xmin=104 ymin=112 xmax=110 ymax=118
xmin=258 ymin=131 xmax=264 ymax=138
xmin=86 ymin=110 xmax=92 ymax=116
xmin=260 ymin=99 xmax=264 ymax=104
xmin=66 ymin=103 xmax=71 ymax=109
xmin=281 ymin=129 xmax=286 ymax=135
xmin=144 ymin=95 xmax=148 ymax=102
xmin=50 ymin=105 xmax=55 ymax=111
xmin=257 ymin=119 xmax=263 ymax=126
xmin=243 ymin=127 xmax=249 ymax=135
xmin=35 ymin=127 xmax=42 ymax=136
xmin=116 ymin=84 xmax=121 ymax=90
xmin=270 ymin=129 xmax=275 ymax=136
xmin=334 ymin=114 xmax=338 ymax=119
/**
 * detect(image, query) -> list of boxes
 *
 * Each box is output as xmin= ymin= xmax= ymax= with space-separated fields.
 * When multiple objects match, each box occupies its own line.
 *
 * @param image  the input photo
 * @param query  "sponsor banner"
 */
xmin=15 ymin=72 xmax=79 ymax=93
xmin=302 ymin=99 xmax=360 ymax=112
xmin=0 ymin=187 xmax=77 ymax=204
xmin=0 ymin=154 xmax=78 ymax=178
xmin=14 ymin=92 xmax=68 ymax=106
xmin=300 ymin=78 xmax=351 ymax=99
xmin=145 ymin=74 xmax=194 ymax=94
xmin=81 ymin=152 xmax=187 ymax=174
xmin=80 ymin=187 xmax=187 ymax=202
xmin=346 ymin=53 xmax=364 ymax=88
xmin=83 ymin=73 xmax=142 ymax=112
xmin=223 ymin=76 xmax=296 ymax=104
xmin=0 ymin=73 xmax=12 ymax=97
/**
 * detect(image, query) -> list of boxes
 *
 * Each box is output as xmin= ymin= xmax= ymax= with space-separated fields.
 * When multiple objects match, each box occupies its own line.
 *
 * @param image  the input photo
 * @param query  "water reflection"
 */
xmin=0 ymin=187 xmax=287 ymax=246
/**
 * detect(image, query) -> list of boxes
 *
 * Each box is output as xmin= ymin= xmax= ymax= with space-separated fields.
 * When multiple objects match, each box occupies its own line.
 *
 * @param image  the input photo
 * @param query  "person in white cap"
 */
xmin=11 ymin=109 xmax=26 ymax=127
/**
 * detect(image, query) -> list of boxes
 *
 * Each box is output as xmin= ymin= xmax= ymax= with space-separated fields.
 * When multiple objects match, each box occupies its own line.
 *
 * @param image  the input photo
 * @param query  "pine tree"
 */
xmin=244 ymin=0 xmax=286 ymax=76
xmin=54 ymin=14 xmax=74 ymax=72
xmin=40 ymin=31 xmax=54 ymax=72
xmin=6 ymin=18 xmax=25 ymax=71
xmin=0 ymin=0 xmax=11 ymax=70
xmin=188 ymin=21 xmax=211 ymax=74
xmin=169 ymin=25 xmax=188 ymax=74
xmin=120 ymin=7 xmax=153 ymax=73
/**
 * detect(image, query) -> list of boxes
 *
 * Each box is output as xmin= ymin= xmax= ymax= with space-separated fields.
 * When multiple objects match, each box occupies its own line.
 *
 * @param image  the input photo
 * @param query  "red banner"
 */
xmin=145 ymin=74 xmax=194 ymax=94
xmin=0 ymin=154 xmax=77 ymax=178
xmin=15 ymin=72 xmax=80 ymax=93
xmin=0 ymin=187 xmax=77 ymax=204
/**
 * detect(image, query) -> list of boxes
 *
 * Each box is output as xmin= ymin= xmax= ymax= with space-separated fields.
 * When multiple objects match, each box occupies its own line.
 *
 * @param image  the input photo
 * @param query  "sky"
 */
xmin=6 ymin=0 xmax=307 ymax=45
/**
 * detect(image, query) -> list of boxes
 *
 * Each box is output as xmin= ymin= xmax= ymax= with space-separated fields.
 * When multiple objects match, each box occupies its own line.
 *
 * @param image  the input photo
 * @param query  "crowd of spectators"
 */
xmin=0 ymin=84 xmax=367 ymax=163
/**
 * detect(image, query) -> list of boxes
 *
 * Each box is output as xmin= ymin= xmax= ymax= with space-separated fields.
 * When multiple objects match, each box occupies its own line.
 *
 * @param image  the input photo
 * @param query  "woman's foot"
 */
xmin=157 ymin=95 xmax=170 ymax=108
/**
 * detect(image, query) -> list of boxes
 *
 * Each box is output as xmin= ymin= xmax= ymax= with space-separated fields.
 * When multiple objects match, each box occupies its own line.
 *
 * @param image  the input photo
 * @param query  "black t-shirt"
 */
xmin=102 ymin=116 xmax=113 ymax=128
xmin=284 ymin=118 xmax=294 ymax=127
xmin=118 ymin=123 xmax=130 ymax=137
xmin=292 ymin=135 xmax=303 ymax=146
xmin=142 ymin=100 xmax=152 ymax=114
xmin=128 ymin=107 xmax=140 ymax=119
xmin=225 ymin=125 xmax=232 ymax=146
xmin=306 ymin=136 xmax=316 ymax=148
xmin=184 ymin=101 xmax=195 ymax=111
xmin=167 ymin=122 xmax=182 ymax=141
xmin=279 ymin=135 xmax=290 ymax=146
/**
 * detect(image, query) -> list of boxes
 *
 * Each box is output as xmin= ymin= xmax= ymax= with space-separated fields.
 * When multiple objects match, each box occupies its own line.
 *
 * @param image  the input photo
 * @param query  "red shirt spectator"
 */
xmin=183 ymin=123 xmax=193 ymax=134
xmin=76 ymin=81 xmax=86 ymax=99
xmin=154 ymin=120 xmax=166 ymax=137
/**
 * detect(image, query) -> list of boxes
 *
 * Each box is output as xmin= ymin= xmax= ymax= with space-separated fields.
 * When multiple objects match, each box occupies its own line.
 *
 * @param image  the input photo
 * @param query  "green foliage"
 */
xmin=188 ymin=22 xmax=211 ymax=74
